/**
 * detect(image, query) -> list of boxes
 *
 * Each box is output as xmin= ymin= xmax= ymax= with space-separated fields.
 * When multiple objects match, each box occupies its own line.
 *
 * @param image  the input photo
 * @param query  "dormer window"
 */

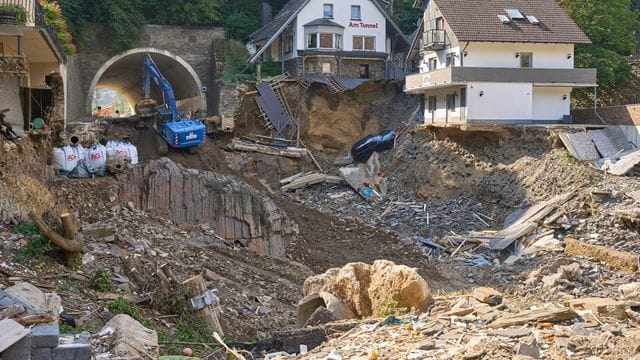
xmin=323 ymin=4 xmax=333 ymax=18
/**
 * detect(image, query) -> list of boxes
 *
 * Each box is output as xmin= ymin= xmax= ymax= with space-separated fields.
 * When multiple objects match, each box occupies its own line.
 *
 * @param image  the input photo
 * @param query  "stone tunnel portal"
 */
xmin=87 ymin=48 xmax=206 ymax=116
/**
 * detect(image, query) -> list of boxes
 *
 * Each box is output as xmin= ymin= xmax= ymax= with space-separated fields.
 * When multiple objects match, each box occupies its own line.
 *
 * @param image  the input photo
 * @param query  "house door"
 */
xmin=359 ymin=64 xmax=369 ymax=79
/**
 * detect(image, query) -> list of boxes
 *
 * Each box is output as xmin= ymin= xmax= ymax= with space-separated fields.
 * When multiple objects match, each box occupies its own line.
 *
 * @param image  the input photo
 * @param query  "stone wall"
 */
xmin=66 ymin=24 xmax=225 ymax=120
xmin=341 ymin=59 xmax=385 ymax=80
xmin=118 ymin=158 xmax=298 ymax=257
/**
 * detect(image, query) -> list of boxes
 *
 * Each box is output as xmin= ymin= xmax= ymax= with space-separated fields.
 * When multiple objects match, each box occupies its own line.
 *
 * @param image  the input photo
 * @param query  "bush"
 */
xmin=38 ymin=0 xmax=76 ymax=55
xmin=12 ymin=222 xmax=53 ymax=264
xmin=0 ymin=5 xmax=28 ymax=25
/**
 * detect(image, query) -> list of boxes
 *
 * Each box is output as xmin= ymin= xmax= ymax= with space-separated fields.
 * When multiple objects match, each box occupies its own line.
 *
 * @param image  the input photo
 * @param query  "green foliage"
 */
xmin=39 ymin=1 xmax=76 ymax=55
xmin=219 ymin=40 xmax=257 ymax=84
xmin=373 ymin=300 xmax=408 ymax=318
xmin=222 ymin=10 xmax=259 ymax=39
xmin=90 ymin=267 xmax=112 ymax=292
xmin=60 ymin=279 xmax=84 ymax=294
xmin=106 ymin=295 xmax=152 ymax=327
xmin=60 ymin=323 xmax=91 ymax=334
xmin=559 ymin=0 xmax=638 ymax=86
xmin=12 ymin=222 xmax=53 ymax=264
xmin=143 ymin=0 xmax=223 ymax=26
xmin=0 ymin=5 xmax=28 ymax=25
xmin=391 ymin=0 xmax=422 ymax=35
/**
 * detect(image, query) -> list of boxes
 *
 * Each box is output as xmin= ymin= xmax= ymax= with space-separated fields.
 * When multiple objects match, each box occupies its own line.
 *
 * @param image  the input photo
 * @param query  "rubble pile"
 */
xmin=297 ymin=286 xmax=640 ymax=360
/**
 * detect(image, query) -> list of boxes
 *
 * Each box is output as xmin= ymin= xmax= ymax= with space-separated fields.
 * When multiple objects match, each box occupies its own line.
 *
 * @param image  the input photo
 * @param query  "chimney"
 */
xmin=260 ymin=2 xmax=273 ymax=27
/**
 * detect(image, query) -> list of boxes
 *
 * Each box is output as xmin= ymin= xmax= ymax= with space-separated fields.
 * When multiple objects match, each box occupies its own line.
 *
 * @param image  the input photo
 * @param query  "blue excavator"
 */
xmin=135 ymin=53 xmax=205 ymax=154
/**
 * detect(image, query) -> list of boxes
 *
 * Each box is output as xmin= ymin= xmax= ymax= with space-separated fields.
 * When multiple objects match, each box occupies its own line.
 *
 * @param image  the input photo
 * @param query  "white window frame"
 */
xmin=353 ymin=36 xmax=375 ymax=51
xmin=322 ymin=62 xmax=331 ymax=73
xmin=351 ymin=5 xmax=361 ymax=20
xmin=520 ymin=52 xmax=532 ymax=68
xmin=323 ymin=3 xmax=333 ymax=18
xmin=307 ymin=33 xmax=318 ymax=49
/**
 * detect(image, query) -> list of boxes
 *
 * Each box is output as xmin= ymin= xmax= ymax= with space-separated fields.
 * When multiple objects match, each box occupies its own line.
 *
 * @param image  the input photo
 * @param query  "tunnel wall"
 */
xmin=66 ymin=24 xmax=225 ymax=120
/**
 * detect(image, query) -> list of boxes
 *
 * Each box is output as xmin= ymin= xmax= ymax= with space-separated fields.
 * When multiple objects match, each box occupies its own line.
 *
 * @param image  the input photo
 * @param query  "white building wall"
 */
xmin=295 ymin=0 xmax=387 ymax=52
xmin=423 ymin=87 xmax=464 ymax=124
xmin=532 ymin=86 xmax=571 ymax=121
xmin=463 ymin=42 xmax=575 ymax=69
xmin=466 ymin=82 xmax=532 ymax=121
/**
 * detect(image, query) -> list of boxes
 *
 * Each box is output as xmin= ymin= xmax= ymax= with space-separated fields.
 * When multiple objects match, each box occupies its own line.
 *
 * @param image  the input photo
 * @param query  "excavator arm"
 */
xmin=136 ymin=54 xmax=179 ymax=120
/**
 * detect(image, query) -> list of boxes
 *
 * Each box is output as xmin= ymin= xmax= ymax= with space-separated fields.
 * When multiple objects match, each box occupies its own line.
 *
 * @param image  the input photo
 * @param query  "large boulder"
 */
xmin=302 ymin=260 xmax=431 ymax=319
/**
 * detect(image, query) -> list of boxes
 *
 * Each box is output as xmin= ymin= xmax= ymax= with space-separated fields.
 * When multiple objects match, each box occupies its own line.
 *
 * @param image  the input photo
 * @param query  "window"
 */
xmin=446 ymin=93 xmax=456 ymax=112
xmin=353 ymin=36 xmax=363 ymax=50
xmin=428 ymin=96 xmax=437 ymax=113
xmin=446 ymin=52 xmax=455 ymax=67
xmin=364 ymin=37 xmax=375 ymax=50
xmin=323 ymin=4 xmax=333 ymax=18
xmin=353 ymin=36 xmax=374 ymax=51
xmin=505 ymin=9 xmax=524 ymax=19
xmin=284 ymin=34 xmax=294 ymax=54
xmin=359 ymin=64 xmax=369 ymax=79
xmin=428 ymin=57 xmax=438 ymax=71
xmin=435 ymin=17 xmax=444 ymax=30
xmin=520 ymin=52 xmax=532 ymax=68
xmin=307 ymin=33 xmax=317 ymax=48
xmin=335 ymin=34 xmax=342 ymax=49
xmin=351 ymin=5 xmax=361 ymax=20
xmin=460 ymin=88 xmax=466 ymax=108
xmin=319 ymin=33 xmax=333 ymax=48
xmin=322 ymin=63 xmax=331 ymax=73
xmin=306 ymin=62 xmax=315 ymax=73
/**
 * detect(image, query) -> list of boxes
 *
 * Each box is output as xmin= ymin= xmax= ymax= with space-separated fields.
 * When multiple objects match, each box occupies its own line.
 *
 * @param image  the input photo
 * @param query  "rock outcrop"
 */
xmin=118 ymin=158 xmax=298 ymax=257
xmin=302 ymin=260 xmax=431 ymax=319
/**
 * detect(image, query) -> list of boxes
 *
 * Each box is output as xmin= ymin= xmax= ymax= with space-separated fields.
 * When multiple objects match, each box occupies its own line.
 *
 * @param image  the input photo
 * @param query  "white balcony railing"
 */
xmin=0 ymin=0 xmax=36 ymax=26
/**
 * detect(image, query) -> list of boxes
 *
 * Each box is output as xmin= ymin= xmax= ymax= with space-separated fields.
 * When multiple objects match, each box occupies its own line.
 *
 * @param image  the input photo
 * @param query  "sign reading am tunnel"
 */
xmin=66 ymin=24 xmax=225 ymax=120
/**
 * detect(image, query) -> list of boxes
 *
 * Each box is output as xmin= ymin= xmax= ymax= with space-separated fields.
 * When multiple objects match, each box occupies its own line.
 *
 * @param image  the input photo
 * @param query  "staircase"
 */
xmin=323 ymin=75 xmax=346 ymax=94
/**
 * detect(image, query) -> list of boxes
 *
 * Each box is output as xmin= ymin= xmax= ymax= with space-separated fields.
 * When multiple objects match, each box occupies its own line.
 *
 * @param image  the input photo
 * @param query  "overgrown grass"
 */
xmin=60 ymin=323 xmax=91 ymax=334
xmin=12 ymin=222 xmax=53 ymax=264
xmin=90 ymin=267 xmax=112 ymax=292
xmin=106 ymin=295 xmax=152 ymax=327
xmin=59 ymin=279 xmax=84 ymax=294
xmin=373 ymin=300 xmax=408 ymax=318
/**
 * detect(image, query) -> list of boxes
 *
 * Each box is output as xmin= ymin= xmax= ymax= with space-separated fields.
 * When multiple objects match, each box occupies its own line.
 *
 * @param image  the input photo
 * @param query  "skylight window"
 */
xmin=505 ymin=9 xmax=525 ymax=19
xmin=497 ymin=14 xmax=510 ymax=24
xmin=527 ymin=15 xmax=540 ymax=24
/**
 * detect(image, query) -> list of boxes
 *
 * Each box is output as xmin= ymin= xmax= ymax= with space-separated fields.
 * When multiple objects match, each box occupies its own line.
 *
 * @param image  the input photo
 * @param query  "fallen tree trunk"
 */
xmin=28 ymin=211 xmax=83 ymax=263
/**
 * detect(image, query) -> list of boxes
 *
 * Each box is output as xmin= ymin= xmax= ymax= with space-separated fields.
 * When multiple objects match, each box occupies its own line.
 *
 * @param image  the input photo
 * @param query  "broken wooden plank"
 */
xmin=279 ymin=171 xmax=315 ymax=185
xmin=231 ymin=140 xmax=307 ymax=159
xmin=564 ymin=237 xmax=639 ymax=272
xmin=0 ymin=318 xmax=30 ymax=353
xmin=280 ymin=174 xmax=327 ymax=192
xmin=488 ymin=307 xmax=577 ymax=328
xmin=490 ymin=192 xmax=575 ymax=250
xmin=605 ymin=149 xmax=640 ymax=176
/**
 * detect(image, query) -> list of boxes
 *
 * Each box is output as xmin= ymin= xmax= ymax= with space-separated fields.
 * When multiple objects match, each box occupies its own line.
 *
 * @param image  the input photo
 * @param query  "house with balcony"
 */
xmin=0 ymin=0 xmax=67 ymax=137
xmin=246 ymin=0 xmax=410 ymax=80
xmin=405 ymin=0 xmax=597 ymax=126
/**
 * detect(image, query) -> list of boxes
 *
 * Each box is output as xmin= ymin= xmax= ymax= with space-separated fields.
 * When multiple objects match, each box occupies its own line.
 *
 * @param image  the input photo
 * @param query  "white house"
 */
xmin=405 ymin=0 xmax=597 ymax=126
xmin=246 ymin=0 xmax=409 ymax=80
xmin=0 ymin=0 xmax=67 ymax=136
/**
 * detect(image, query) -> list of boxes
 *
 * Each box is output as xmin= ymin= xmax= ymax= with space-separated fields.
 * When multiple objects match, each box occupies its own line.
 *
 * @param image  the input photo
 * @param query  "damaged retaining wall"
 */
xmin=117 ymin=158 xmax=298 ymax=257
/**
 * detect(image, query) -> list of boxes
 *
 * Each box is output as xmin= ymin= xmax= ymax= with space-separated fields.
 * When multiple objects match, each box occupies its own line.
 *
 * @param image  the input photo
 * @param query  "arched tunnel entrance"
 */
xmin=87 ymin=48 xmax=207 ymax=116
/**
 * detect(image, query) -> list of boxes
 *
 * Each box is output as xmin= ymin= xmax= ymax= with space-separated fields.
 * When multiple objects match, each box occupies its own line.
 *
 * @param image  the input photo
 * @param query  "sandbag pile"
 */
xmin=53 ymin=140 xmax=138 ymax=178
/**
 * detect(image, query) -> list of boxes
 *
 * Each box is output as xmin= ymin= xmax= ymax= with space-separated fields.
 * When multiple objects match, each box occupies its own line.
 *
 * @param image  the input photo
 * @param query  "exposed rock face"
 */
xmin=118 ymin=158 xmax=298 ymax=257
xmin=303 ymin=260 xmax=431 ymax=317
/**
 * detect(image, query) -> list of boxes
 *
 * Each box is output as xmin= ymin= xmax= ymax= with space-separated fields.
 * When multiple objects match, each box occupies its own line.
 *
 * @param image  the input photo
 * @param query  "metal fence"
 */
xmin=0 ymin=0 xmax=36 ymax=25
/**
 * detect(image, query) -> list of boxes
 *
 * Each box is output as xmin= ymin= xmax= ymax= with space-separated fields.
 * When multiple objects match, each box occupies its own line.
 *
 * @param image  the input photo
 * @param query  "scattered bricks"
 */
xmin=52 ymin=342 xmax=91 ymax=360
xmin=31 ymin=347 xmax=52 ymax=360
xmin=30 ymin=322 xmax=60 ymax=348
xmin=472 ymin=287 xmax=503 ymax=306
xmin=2 ymin=331 xmax=32 ymax=359
xmin=564 ymin=298 xmax=628 ymax=321
xmin=564 ymin=237 xmax=639 ymax=272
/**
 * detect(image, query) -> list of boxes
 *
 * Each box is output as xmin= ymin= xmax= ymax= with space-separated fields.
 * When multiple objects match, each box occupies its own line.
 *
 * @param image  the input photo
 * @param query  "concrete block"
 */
xmin=2 ymin=333 xmax=32 ymax=360
xmin=30 ymin=323 xmax=60 ymax=348
xmin=52 ymin=343 xmax=91 ymax=360
xmin=31 ymin=347 xmax=52 ymax=360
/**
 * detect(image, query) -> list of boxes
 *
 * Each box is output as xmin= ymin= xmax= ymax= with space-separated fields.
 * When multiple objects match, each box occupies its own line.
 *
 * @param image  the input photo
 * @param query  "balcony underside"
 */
xmin=405 ymin=67 xmax=597 ymax=94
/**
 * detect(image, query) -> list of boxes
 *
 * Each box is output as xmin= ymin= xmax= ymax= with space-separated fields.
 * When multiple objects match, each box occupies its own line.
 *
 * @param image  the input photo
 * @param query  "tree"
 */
xmin=391 ymin=0 xmax=422 ymax=35
xmin=143 ymin=0 xmax=223 ymax=26
xmin=559 ymin=0 xmax=638 ymax=85
xmin=223 ymin=10 xmax=260 ymax=39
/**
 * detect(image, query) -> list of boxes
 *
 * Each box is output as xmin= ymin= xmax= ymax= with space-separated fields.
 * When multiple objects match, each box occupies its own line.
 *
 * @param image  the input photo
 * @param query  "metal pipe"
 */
xmin=593 ymin=85 xmax=606 ymax=124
